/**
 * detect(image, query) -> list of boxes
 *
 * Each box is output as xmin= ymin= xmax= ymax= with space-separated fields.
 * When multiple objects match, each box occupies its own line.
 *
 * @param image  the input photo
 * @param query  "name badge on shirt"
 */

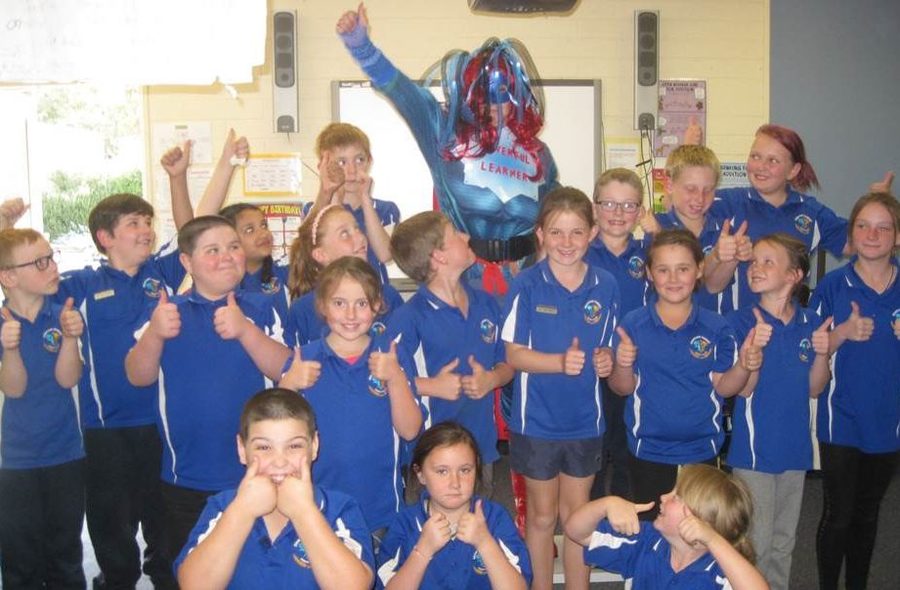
xmin=535 ymin=305 xmax=557 ymax=315
xmin=93 ymin=289 xmax=115 ymax=300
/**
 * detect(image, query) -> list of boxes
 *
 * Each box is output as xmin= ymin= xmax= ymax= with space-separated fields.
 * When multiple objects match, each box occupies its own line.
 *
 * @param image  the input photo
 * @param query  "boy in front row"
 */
xmin=126 ymin=215 xmax=291 ymax=560
xmin=0 ymin=229 xmax=86 ymax=588
xmin=175 ymin=388 xmax=374 ymax=590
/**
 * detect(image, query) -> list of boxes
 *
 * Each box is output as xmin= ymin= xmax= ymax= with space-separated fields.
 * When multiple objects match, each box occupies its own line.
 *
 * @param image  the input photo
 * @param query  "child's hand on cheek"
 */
xmin=276 ymin=456 xmax=315 ymax=521
xmin=214 ymin=292 xmax=248 ymax=340
xmin=318 ymin=152 xmax=346 ymax=203
xmin=235 ymin=458 xmax=277 ymax=519
xmin=678 ymin=506 xmax=716 ymax=549
xmin=456 ymin=500 xmax=490 ymax=550
xmin=279 ymin=347 xmax=322 ymax=391
xmin=418 ymin=510 xmax=452 ymax=559
xmin=150 ymin=290 xmax=181 ymax=340
xmin=369 ymin=341 xmax=403 ymax=383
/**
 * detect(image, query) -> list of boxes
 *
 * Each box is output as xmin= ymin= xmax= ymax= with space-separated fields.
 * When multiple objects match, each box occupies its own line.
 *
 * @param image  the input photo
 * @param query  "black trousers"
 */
xmin=0 ymin=459 xmax=86 ymax=590
xmin=160 ymin=482 xmax=215 ymax=569
xmin=84 ymin=426 xmax=176 ymax=590
xmin=591 ymin=386 xmax=632 ymax=500
xmin=816 ymin=442 xmax=898 ymax=590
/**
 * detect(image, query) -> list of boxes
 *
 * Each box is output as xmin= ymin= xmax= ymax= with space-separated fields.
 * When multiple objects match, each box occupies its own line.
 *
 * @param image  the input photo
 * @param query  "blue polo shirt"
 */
xmin=615 ymin=303 xmax=736 ymax=464
xmin=584 ymin=236 xmax=649 ymax=315
xmin=655 ymin=211 xmax=735 ymax=314
xmin=500 ymin=259 xmax=620 ymax=440
xmin=175 ymin=485 xmax=374 ymax=589
xmin=809 ymin=260 xmax=900 ymax=453
xmin=294 ymin=336 xmax=421 ymax=530
xmin=302 ymin=199 xmax=401 ymax=285
xmin=143 ymin=289 xmax=280 ymax=491
xmin=58 ymin=241 xmax=185 ymax=429
xmin=726 ymin=305 xmax=822 ymax=473
xmin=284 ymin=283 xmax=404 ymax=348
xmin=585 ymin=520 xmax=731 ymax=590
xmin=240 ymin=259 xmax=290 ymax=338
xmin=711 ymin=186 xmax=847 ymax=309
xmin=378 ymin=494 xmax=531 ymax=589
xmin=388 ymin=284 xmax=505 ymax=464
xmin=0 ymin=299 xmax=84 ymax=469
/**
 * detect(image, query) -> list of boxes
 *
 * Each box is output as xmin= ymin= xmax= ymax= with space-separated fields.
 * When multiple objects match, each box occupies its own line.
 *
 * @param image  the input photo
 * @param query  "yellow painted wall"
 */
xmin=143 ymin=0 xmax=769 ymax=206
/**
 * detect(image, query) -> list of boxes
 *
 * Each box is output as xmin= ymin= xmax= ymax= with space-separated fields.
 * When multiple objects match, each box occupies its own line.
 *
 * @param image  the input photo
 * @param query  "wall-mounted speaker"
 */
xmin=634 ymin=10 xmax=659 ymax=130
xmin=273 ymin=11 xmax=299 ymax=133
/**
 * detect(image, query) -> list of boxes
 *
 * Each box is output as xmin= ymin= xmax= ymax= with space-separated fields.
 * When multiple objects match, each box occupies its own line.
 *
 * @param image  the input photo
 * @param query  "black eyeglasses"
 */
xmin=2 ymin=251 xmax=57 ymax=271
xmin=595 ymin=200 xmax=641 ymax=213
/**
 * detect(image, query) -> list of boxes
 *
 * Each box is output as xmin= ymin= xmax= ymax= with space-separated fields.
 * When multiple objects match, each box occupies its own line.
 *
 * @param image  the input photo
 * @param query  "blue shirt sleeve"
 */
xmin=813 ymin=201 xmax=848 ymax=257
xmin=583 ymin=519 xmax=649 ymax=577
xmin=712 ymin=319 xmax=738 ymax=374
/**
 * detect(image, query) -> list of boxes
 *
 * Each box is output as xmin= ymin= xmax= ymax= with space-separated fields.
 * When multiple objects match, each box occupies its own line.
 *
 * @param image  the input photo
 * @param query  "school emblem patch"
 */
xmin=370 ymin=321 xmax=387 ymax=337
xmin=480 ymin=319 xmax=497 ymax=344
xmin=472 ymin=550 xmax=488 ymax=575
xmin=368 ymin=373 xmax=388 ymax=397
xmin=798 ymin=338 xmax=812 ymax=363
xmin=142 ymin=277 xmax=162 ymax=299
xmin=292 ymin=538 xmax=311 ymax=568
xmin=689 ymin=335 xmax=712 ymax=359
xmin=794 ymin=214 xmax=813 ymax=235
xmin=261 ymin=276 xmax=281 ymax=295
xmin=627 ymin=256 xmax=645 ymax=279
xmin=42 ymin=328 xmax=62 ymax=353
xmin=583 ymin=300 xmax=603 ymax=325
xmin=892 ymin=308 xmax=900 ymax=324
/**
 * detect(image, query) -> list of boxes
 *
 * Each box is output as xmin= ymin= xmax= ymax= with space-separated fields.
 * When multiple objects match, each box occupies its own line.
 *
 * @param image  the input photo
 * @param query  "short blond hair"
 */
xmin=665 ymin=145 xmax=721 ymax=185
xmin=593 ymin=168 xmax=643 ymax=203
xmin=314 ymin=122 xmax=371 ymax=160
xmin=0 ymin=228 xmax=44 ymax=269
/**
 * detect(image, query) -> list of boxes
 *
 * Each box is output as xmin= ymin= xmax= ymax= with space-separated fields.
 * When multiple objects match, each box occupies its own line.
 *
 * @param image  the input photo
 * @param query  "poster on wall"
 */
xmin=656 ymin=80 xmax=706 ymax=160
xmin=256 ymin=202 xmax=303 ymax=260
xmin=242 ymin=153 xmax=303 ymax=197
xmin=719 ymin=162 xmax=749 ymax=189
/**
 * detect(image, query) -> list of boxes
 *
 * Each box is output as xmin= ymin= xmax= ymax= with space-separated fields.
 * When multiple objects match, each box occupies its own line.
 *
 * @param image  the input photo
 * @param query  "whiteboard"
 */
xmin=333 ymin=79 xmax=602 ymax=228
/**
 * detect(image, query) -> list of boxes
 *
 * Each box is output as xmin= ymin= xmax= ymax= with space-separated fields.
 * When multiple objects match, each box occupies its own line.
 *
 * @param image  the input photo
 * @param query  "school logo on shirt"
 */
xmin=370 ymin=321 xmax=387 ymax=337
xmin=892 ymin=308 xmax=900 ymax=324
xmin=261 ymin=276 xmax=281 ymax=295
xmin=42 ymin=328 xmax=62 ymax=353
xmin=627 ymin=256 xmax=645 ymax=279
xmin=794 ymin=214 xmax=813 ymax=235
xmin=798 ymin=338 xmax=813 ymax=363
xmin=702 ymin=244 xmax=714 ymax=255
xmin=583 ymin=300 xmax=603 ymax=325
xmin=689 ymin=335 xmax=713 ymax=359
xmin=368 ymin=373 xmax=388 ymax=397
xmin=472 ymin=550 xmax=488 ymax=575
xmin=480 ymin=319 xmax=497 ymax=344
xmin=291 ymin=538 xmax=311 ymax=568
xmin=142 ymin=277 xmax=162 ymax=299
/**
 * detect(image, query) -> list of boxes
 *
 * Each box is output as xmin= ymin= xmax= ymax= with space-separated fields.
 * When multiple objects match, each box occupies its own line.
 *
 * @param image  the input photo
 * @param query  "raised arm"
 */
xmin=160 ymin=141 xmax=194 ymax=230
xmin=196 ymin=129 xmax=250 ymax=216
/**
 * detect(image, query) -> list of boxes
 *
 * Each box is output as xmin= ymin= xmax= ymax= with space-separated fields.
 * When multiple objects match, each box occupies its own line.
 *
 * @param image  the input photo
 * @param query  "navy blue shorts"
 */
xmin=509 ymin=432 xmax=603 ymax=480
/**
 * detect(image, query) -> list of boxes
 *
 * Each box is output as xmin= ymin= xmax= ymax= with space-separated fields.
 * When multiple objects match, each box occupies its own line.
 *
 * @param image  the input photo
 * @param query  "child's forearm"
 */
xmin=703 ymin=252 xmax=738 ymax=294
xmin=125 ymin=331 xmax=164 ymax=386
xmin=706 ymin=535 xmax=770 ymax=590
xmin=0 ymin=350 xmax=27 ymax=397
xmin=238 ymin=325 xmax=291 ymax=381
xmin=607 ymin=365 xmax=636 ymax=396
xmin=361 ymin=204 xmax=393 ymax=263
xmin=54 ymin=338 xmax=83 ymax=389
xmin=564 ymin=498 xmax=611 ymax=546
xmin=387 ymin=374 xmax=423 ymax=440
xmin=738 ymin=371 xmax=759 ymax=398
xmin=385 ymin=545 xmax=431 ymax=590
xmin=177 ymin=505 xmax=256 ymax=590
xmin=809 ymin=354 xmax=832 ymax=398
xmin=505 ymin=344 xmax=566 ymax=374
xmin=489 ymin=363 xmax=514 ymax=390
xmin=169 ymin=172 xmax=193 ymax=231
xmin=713 ymin=365 xmax=753 ymax=397
xmin=290 ymin=509 xmax=373 ymax=590
xmin=477 ymin=536 xmax=527 ymax=590
xmin=196 ymin=153 xmax=238 ymax=217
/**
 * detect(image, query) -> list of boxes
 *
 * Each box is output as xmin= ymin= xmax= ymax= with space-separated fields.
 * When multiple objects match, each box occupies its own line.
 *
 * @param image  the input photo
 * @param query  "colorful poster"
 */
xmin=257 ymin=202 xmax=303 ymax=258
xmin=656 ymin=80 xmax=706 ymax=160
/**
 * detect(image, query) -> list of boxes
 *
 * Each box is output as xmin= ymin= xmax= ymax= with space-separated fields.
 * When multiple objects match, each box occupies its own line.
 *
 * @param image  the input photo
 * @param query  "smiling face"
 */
xmin=180 ymin=225 xmax=246 ymax=300
xmin=669 ymin=166 xmax=717 ymax=226
xmin=746 ymin=133 xmax=801 ymax=198
xmin=312 ymin=210 xmax=368 ymax=266
xmin=748 ymin=240 xmax=802 ymax=296
xmin=594 ymin=180 xmax=643 ymax=240
xmin=648 ymin=244 xmax=702 ymax=305
xmin=536 ymin=210 xmax=597 ymax=270
xmin=653 ymin=488 xmax=688 ymax=537
xmin=320 ymin=276 xmax=377 ymax=345
xmin=237 ymin=418 xmax=318 ymax=485
xmin=851 ymin=202 xmax=899 ymax=262
xmin=416 ymin=443 xmax=477 ymax=515
xmin=233 ymin=209 xmax=273 ymax=268
xmin=102 ymin=213 xmax=156 ymax=271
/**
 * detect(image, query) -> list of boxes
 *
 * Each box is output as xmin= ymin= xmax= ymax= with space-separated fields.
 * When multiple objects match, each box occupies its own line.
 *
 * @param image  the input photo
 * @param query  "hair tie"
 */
xmin=310 ymin=204 xmax=340 ymax=246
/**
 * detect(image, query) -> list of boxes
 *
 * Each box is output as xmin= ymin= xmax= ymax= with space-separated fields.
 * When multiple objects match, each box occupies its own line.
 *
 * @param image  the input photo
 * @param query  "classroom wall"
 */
xmin=143 ymin=0 xmax=769 ymax=208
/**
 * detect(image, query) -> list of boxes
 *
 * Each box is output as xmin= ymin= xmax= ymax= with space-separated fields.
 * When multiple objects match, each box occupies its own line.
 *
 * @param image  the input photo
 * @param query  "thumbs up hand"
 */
xmin=214 ymin=292 xmax=247 ymax=340
xmin=615 ymin=327 xmax=637 ymax=368
xmin=714 ymin=220 xmax=750 ymax=264
xmin=461 ymin=355 xmax=492 ymax=399
xmin=279 ymin=346 xmax=322 ymax=391
xmin=592 ymin=347 xmax=614 ymax=378
xmin=812 ymin=316 xmax=833 ymax=356
xmin=739 ymin=327 xmax=764 ymax=372
xmin=0 ymin=307 xmax=21 ymax=351
xmin=150 ymin=290 xmax=181 ymax=340
xmin=369 ymin=341 xmax=403 ymax=383
xmin=456 ymin=499 xmax=490 ymax=550
xmin=751 ymin=307 xmax=773 ymax=349
xmin=431 ymin=358 xmax=462 ymax=400
xmin=58 ymin=297 xmax=84 ymax=339
xmin=563 ymin=337 xmax=585 ymax=375
xmin=869 ymin=171 xmax=894 ymax=194
xmin=893 ymin=316 xmax=900 ymax=341
xmin=160 ymin=141 xmax=192 ymax=177
xmin=841 ymin=301 xmax=875 ymax=342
